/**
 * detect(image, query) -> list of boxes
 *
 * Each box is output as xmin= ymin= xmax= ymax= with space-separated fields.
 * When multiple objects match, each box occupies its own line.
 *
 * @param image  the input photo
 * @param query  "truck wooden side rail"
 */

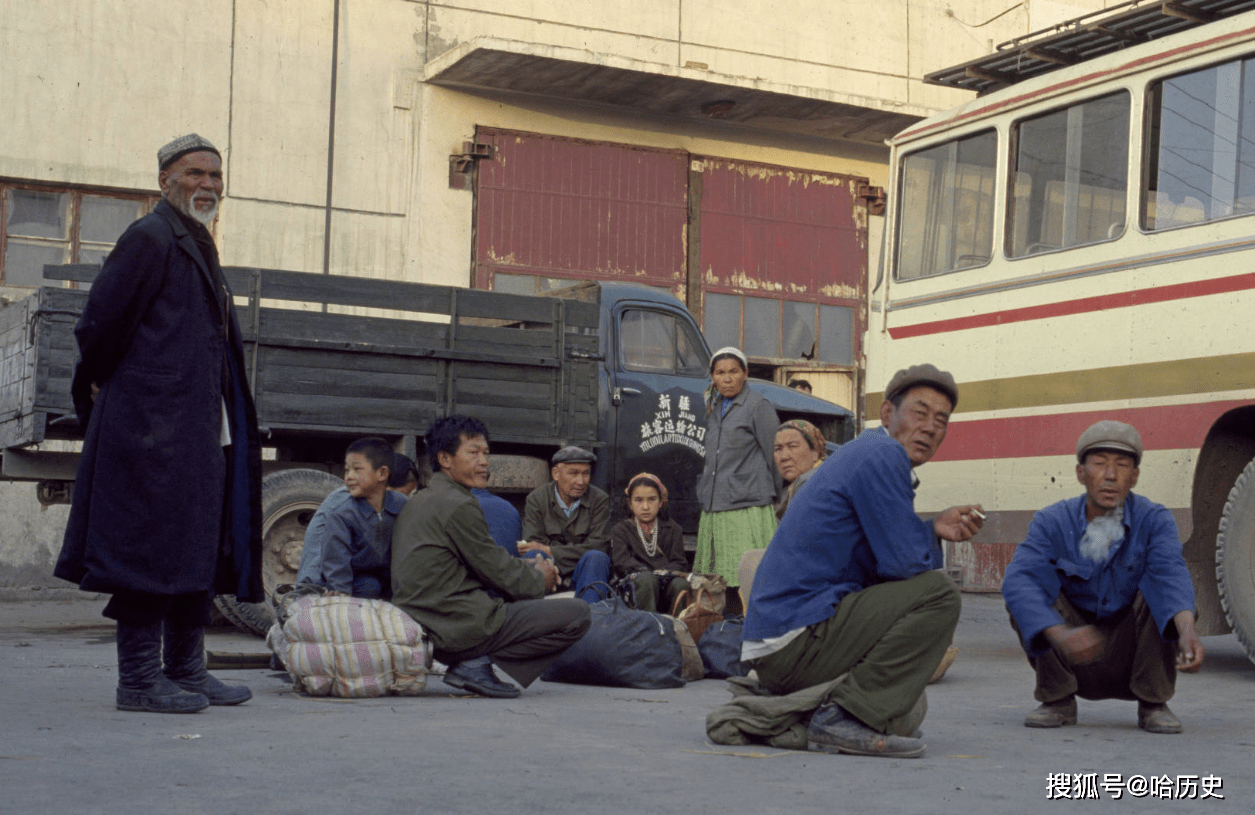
xmin=1 ymin=263 xmax=601 ymax=632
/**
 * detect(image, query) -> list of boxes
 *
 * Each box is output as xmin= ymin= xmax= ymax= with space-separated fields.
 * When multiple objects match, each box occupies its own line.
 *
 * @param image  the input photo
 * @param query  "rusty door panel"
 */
xmin=696 ymin=158 xmax=868 ymax=362
xmin=474 ymin=129 xmax=688 ymax=293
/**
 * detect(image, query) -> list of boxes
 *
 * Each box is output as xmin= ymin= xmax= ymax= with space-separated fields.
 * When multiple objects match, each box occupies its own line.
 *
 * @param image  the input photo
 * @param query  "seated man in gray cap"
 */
xmin=519 ymin=446 xmax=613 ymax=603
xmin=1003 ymin=420 xmax=1203 ymax=733
xmin=742 ymin=363 xmax=984 ymax=758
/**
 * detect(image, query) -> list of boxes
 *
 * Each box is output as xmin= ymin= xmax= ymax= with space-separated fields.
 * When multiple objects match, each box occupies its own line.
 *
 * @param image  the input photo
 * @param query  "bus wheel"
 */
xmin=1217 ymin=455 xmax=1255 ymax=667
xmin=214 ymin=468 xmax=343 ymax=637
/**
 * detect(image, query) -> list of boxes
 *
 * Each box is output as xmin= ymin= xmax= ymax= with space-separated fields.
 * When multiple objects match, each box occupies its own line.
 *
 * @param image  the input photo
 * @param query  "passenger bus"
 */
xmin=865 ymin=0 xmax=1255 ymax=663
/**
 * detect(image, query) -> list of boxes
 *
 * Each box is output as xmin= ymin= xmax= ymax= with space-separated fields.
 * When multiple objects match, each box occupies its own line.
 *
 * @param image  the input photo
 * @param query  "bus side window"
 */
xmin=1007 ymin=92 xmax=1129 ymax=259
xmin=1145 ymin=57 xmax=1255 ymax=230
xmin=894 ymin=129 xmax=997 ymax=280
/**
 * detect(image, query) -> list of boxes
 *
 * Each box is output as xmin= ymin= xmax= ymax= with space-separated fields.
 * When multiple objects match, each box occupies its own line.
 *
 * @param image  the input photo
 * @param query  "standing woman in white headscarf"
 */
xmin=694 ymin=347 xmax=781 ymax=613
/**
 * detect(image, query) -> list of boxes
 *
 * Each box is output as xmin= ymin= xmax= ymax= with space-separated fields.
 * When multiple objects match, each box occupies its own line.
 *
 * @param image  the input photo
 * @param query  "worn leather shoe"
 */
xmin=1138 ymin=702 xmax=1182 ymax=734
xmin=1024 ymin=696 xmax=1078 ymax=728
xmin=807 ymin=704 xmax=927 ymax=758
xmin=443 ymin=657 xmax=520 ymax=699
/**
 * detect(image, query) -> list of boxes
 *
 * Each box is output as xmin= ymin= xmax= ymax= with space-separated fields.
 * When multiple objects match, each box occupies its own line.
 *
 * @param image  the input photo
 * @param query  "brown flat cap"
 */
xmin=1076 ymin=420 xmax=1143 ymax=465
xmin=552 ymin=446 xmax=596 ymax=465
xmin=885 ymin=363 xmax=958 ymax=409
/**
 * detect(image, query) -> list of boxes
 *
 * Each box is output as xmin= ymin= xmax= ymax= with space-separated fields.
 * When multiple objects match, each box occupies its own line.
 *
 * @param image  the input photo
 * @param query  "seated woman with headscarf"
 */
xmin=772 ymin=419 xmax=827 ymax=521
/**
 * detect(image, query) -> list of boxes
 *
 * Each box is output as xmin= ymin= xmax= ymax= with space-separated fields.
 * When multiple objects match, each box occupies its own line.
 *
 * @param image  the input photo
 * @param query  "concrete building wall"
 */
xmin=0 ymin=0 xmax=1114 ymax=590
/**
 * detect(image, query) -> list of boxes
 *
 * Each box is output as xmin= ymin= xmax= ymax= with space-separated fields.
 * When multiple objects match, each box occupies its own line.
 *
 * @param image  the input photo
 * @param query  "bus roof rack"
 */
xmin=924 ymin=0 xmax=1255 ymax=95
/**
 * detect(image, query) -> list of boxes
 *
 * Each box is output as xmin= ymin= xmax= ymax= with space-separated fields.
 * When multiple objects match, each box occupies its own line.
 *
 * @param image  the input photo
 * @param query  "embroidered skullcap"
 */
xmin=709 ymin=346 xmax=748 ymax=374
xmin=777 ymin=419 xmax=827 ymax=458
xmin=1076 ymin=420 xmax=1143 ymax=466
xmin=884 ymin=363 xmax=958 ymax=410
xmin=158 ymin=133 xmax=221 ymax=170
xmin=551 ymin=446 xmax=597 ymax=466
xmin=625 ymin=472 xmax=668 ymax=501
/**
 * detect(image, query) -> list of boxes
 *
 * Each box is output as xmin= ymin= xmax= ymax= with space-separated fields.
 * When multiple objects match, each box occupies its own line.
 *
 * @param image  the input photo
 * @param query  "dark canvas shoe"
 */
xmin=444 ymin=657 xmax=521 ymax=699
xmin=1137 ymin=702 xmax=1182 ymax=734
xmin=1024 ymin=696 xmax=1077 ymax=728
xmin=806 ymin=704 xmax=927 ymax=759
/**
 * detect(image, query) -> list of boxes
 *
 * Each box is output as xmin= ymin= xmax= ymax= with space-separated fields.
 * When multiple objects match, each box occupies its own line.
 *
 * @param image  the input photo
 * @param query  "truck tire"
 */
xmin=1216 ymin=455 xmax=1255 ymax=667
xmin=214 ymin=468 xmax=343 ymax=636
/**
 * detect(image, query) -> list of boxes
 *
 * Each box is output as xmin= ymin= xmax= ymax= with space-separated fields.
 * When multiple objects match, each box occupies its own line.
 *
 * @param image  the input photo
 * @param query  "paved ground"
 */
xmin=2 ymin=593 xmax=1252 ymax=814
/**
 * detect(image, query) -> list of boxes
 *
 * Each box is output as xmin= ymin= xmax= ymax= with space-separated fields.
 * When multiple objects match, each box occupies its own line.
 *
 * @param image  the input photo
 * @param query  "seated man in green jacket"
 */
xmin=520 ymin=447 xmax=613 ymax=602
xmin=391 ymin=416 xmax=591 ymax=698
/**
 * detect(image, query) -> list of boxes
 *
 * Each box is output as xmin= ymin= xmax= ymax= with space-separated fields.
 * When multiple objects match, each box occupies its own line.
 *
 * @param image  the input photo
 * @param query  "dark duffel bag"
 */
xmin=541 ymin=589 xmax=685 ymax=689
xmin=699 ymin=615 xmax=749 ymax=679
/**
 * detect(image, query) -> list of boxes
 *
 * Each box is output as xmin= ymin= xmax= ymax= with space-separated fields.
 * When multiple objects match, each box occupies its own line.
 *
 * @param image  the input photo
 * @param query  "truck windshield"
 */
xmin=620 ymin=308 xmax=708 ymax=376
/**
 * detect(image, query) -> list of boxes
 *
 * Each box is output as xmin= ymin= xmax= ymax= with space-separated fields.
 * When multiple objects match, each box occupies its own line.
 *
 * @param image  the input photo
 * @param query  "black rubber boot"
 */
xmin=116 ymin=622 xmax=210 ymax=713
xmin=162 ymin=619 xmax=253 ymax=706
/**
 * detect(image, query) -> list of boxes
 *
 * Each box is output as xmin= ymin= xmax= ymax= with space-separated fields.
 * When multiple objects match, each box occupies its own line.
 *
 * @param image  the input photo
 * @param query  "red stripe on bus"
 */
xmin=888 ymin=272 xmax=1255 ymax=339
xmin=930 ymin=399 xmax=1253 ymax=462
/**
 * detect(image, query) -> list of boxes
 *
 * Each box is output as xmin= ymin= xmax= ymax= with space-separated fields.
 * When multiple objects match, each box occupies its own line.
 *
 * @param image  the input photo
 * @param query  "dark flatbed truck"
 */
xmin=0 ymin=265 xmax=851 ymax=634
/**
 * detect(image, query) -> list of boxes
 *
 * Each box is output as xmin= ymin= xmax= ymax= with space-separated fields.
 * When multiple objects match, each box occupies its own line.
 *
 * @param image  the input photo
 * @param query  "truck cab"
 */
xmin=586 ymin=281 xmax=853 ymax=532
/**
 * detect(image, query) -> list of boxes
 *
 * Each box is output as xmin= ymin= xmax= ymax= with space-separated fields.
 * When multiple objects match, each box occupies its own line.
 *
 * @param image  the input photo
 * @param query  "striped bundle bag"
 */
xmin=266 ymin=589 xmax=431 ymax=697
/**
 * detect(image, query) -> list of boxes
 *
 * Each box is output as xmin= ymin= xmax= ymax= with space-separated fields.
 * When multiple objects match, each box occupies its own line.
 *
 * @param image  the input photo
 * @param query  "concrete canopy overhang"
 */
xmin=424 ymin=37 xmax=928 ymax=145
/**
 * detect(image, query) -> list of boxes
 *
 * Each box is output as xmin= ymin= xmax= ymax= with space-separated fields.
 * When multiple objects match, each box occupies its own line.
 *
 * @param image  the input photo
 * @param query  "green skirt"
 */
xmin=694 ymin=505 xmax=777 ymax=587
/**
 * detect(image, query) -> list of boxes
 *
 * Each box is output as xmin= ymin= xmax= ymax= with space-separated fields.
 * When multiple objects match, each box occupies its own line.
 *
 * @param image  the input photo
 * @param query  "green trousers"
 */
xmin=749 ymin=570 xmax=960 ymax=735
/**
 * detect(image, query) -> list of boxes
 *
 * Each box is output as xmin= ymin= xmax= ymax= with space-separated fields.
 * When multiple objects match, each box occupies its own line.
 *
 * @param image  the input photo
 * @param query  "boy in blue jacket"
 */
xmin=296 ymin=437 xmax=407 ymax=598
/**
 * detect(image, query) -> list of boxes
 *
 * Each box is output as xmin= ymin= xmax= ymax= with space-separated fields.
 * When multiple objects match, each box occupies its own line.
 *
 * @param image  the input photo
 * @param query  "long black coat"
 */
xmin=55 ymin=200 xmax=263 ymax=601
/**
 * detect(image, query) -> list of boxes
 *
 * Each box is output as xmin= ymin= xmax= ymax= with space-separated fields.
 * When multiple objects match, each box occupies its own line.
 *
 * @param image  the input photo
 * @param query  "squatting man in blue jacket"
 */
xmin=1003 ymin=420 xmax=1203 ymax=733
xmin=742 ymin=363 xmax=983 ymax=758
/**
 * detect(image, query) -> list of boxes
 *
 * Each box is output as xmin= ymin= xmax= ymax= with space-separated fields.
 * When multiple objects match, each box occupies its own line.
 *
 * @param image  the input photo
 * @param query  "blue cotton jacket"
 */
xmin=743 ymin=427 xmax=942 ymax=641
xmin=296 ymin=487 xmax=407 ymax=594
xmin=1002 ymin=492 xmax=1196 ymax=657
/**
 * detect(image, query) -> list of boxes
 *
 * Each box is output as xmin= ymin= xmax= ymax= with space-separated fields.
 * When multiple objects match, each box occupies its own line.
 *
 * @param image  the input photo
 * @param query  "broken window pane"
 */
xmin=781 ymin=300 xmax=817 ymax=358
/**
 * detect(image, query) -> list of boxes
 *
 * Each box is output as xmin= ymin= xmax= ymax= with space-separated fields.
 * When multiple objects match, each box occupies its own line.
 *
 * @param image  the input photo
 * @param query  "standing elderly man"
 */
xmin=741 ymin=364 xmax=983 ymax=758
xmin=519 ymin=446 xmax=613 ymax=602
xmin=1003 ymin=420 xmax=1203 ymax=733
xmin=392 ymin=416 xmax=592 ymax=698
xmin=55 ymin=134 xmax=262 ymax=714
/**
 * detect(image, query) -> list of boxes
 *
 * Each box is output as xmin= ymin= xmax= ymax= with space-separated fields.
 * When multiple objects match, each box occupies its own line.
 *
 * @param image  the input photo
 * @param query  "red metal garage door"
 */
xmin=695 ymin=158 xmax=868 ymax=403
xmin=473 ymin=129 xmax=688 ymax=295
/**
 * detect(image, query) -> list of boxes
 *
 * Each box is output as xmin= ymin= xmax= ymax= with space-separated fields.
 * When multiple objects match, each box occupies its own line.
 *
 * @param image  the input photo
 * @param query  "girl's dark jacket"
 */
xmin=55 ymin=199 xmax=263 ymax=601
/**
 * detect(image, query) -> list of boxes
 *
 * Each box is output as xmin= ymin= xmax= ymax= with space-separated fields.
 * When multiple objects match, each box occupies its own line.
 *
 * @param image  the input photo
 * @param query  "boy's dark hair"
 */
xmin=788 ymin=378 xmax=812 ymax=391
xmin=346 ymin=437 xmax=394 ymax=473
xmin=388 ymin=453 xmax=420 ymax=488
xmin=425 ymin=416 xmax=490 ymax=472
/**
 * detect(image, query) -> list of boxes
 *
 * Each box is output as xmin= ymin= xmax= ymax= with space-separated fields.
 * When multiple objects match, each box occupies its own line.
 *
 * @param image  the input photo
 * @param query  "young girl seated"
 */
xmin=610 ymin=473 xmax=690 ymax=614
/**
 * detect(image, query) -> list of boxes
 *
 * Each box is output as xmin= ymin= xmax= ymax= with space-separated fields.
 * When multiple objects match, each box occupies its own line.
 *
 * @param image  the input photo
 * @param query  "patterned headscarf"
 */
xmin=705 ymin=346 xmax=749 ymax=413
xmin=625 ymin=472 xmax=669 ymax=503
xmin=777 ymin=419 xmax=827 ymax=458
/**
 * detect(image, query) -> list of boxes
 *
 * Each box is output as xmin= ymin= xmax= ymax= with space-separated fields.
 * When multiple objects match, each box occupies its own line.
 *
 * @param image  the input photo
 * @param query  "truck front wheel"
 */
xmin=214 ymin=468 xmax=343 ymax=636
xmin=1216 ymin=455 xmax=1255 ymax=667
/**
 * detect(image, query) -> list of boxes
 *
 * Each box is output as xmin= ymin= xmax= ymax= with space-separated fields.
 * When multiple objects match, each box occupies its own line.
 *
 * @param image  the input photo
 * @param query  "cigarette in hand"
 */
xmin=969 ymin=508 xmax=986 ymax=520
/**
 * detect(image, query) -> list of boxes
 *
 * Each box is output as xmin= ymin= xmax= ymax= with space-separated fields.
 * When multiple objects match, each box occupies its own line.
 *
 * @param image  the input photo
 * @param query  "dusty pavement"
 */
xmin=2 ymin=593 xmax=1252 ymax=815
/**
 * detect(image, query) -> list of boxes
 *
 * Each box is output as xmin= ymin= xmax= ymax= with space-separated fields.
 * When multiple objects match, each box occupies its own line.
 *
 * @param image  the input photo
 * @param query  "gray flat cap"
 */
xmin=1076 ymin=420 xmax=1143 ymax=465
xmin=158 ymin=133 xmax=221 ymax=170
xmin=885 ymin=363 xmax=958 ymax=409
xmin=551 ymin=446 xmax=597 ymax=465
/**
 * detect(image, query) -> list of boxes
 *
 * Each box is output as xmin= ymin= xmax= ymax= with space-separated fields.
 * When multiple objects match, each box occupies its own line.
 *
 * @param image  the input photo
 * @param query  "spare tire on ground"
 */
xmin=215 ymin=468 xmax=344 ymax=636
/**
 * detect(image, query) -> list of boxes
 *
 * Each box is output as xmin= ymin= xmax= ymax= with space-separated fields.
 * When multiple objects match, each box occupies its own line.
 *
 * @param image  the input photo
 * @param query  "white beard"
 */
xmin=178 ymin=192 xmax=220 ymax=226
xmin=1078 ymin=506 xmax=1125 ymax=562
